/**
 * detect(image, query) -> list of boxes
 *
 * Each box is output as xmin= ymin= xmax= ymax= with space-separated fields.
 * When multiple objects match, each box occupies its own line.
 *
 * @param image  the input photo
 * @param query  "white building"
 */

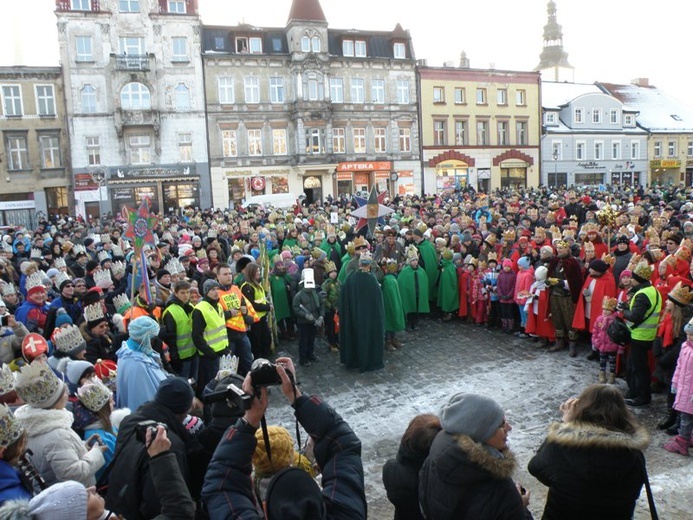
xmin=55 ymin=0 xmax=210 ymax=219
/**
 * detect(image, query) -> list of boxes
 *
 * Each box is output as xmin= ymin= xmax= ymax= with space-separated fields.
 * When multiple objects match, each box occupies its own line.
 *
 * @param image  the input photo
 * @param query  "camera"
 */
xmin=135 ymin=420 xmax=168 ymax=443
xmin=0 ymin=315 xmax=9 ymax=327
xmin=203 ymin=383 xmax=252 ymax=413
xmin=250 ymin=358 xmax=294 ymax=388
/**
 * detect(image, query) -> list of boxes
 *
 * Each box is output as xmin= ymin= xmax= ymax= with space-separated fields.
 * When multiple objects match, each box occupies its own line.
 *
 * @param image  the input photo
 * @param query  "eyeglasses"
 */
xmin=64 ymin=284 xmax=74 ymax=288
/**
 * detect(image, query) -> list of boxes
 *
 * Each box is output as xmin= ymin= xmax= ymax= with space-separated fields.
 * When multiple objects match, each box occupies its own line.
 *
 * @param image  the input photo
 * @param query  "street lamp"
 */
xmin=552 ymin=148 xmax=559 ymax=188
xmin=89 ymin=167 xmax=107 ymax=221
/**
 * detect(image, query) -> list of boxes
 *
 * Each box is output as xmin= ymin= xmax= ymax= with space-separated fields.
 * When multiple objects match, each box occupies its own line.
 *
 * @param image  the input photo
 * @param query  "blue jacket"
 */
xmin=203 ymin=395 xmax=367 ymax=520
xmin=0 ymin=460 xmax=31 ymax=506
xmin=115 ymin=345 xmax=168 ymax=411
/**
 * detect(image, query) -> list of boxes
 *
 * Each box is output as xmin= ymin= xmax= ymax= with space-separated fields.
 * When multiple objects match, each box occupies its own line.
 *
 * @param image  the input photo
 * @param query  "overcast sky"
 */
xmin=2 ymin=0 xmax=692 ymax=107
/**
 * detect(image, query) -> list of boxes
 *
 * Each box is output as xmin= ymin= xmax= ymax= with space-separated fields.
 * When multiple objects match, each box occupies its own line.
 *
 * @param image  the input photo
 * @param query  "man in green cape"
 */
xmin=437 ymin=248 xmax=460 ymax=321
xmin=397 ymin=247 xmax=430 ymax=330
xmin=339 ymin=250 xmax=384 ymax=372
xmin=412 ymin=229 xmax=438 ymax=303
xmin=382 ymin=259 xmax=406 ymax=350
xmin=269 ymin=258 xmax=294 ymax=340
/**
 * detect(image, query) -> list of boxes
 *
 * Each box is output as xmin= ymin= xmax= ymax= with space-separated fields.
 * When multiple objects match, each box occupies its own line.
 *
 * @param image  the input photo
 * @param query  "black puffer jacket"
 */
xmin=382 ymin=443 xmax=427 ymax=520
xmin=528 ymin=421 xmax=650 ymax=520
xmin=419 ymin=431 xmax=530 ymax=520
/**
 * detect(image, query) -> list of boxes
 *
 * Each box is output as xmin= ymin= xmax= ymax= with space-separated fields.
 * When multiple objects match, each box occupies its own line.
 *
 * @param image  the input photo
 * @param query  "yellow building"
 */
xmin=418 ymin=65 xmax=541 ymax=193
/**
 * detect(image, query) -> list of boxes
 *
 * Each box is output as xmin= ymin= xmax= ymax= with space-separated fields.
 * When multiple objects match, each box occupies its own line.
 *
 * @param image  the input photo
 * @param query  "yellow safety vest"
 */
xmin=217 ymin=286 xmax=258 ymax=332
xmin=194 ymin=300 xmax=229 ymax=353
xmin=628 ymin=285 xmax=661 ymax=342
xmin=161 ymin=304 xmax=195 ymax=360
xmin=240 ymin=281 xmax=267 ymax=319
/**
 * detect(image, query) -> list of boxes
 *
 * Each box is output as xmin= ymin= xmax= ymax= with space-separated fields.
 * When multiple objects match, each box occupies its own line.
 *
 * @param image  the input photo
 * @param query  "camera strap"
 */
xmin=259 ymin=378 xmax=302 ymax=469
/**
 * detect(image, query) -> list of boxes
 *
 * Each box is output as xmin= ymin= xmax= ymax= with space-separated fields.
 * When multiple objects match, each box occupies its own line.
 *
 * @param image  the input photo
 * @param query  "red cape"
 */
xmin=525 ymin=289 xmax=555 ymax=339
xmin=572 ymin=272 xmax=617 ymax=332
xmin=457 ymin=267 xmax=470 ymax=318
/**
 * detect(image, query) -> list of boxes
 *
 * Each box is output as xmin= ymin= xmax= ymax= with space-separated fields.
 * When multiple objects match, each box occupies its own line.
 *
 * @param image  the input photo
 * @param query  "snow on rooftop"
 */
xmin=541 ymin=81 xmax=603 ymax=109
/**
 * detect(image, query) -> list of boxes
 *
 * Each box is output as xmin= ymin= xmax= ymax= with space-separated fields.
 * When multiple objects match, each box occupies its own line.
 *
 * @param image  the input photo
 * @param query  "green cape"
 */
xmin=382 ymin=273 xmax=406 ymax=332
xmin=416 ymin=240 xmax=439 ymax=301
xmin=397 ymin=265 xmax=431 ymax=314
xmin=437 ymin=258 xmax=460 ymax=313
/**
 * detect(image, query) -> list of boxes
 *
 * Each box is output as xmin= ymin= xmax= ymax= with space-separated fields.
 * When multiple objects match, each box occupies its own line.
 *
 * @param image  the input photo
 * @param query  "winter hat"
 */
xmin=203 ymin=279 xmax=221 ymax=296
xmin=46 ymin=268 xmax=60 ymax=279
xmin=265 ymin=467 xmax=326 ymax=520
xmin=253 ymin=425 xmax=295 ymax=476
xmin=535 ymin=265 xmax=548 ymax=282
xmin=54 ymin=308 xmax=73 ymax=328
xmin=84 ymin=238 xmax=95 ymax=248
xmin=502 ymin=259 xmax=513 ymax=269
xmin=66 ymin=360 xmax=94 ymax=386
xmin=616 ymin=235 xmax=630 ymax=245
xmin=685 ymin=317 xmax=693 ymax=335
xmin=588 ymin=259 xmax=609 ymax=274
xmin=619 ymin=269 xmax=632 ymax=280
xmin=517 ymin=256 xmax=531 ymax=270
xmin=210 ymin=374 xmax=247 ymax=418
xmin=128 ymin=316 xmax=160 ymax=343
xmin=440 ymin=393 xmax=505 ymax=443
xmin=85 ymin=260 xmax=99 ymax=273
xmin=155 ymin=377 xmax=194 ymax=414
xmin=183 ymin=414 xmax=204 ymax=434
xmin=26 ymin=480 xmax=88 ymax=520
xmin=540 ymin=245 xmax=553 ymax=256
xmin=156 ymin=269 xmax=170 ymax=281
xmin=0 ymin=298 xmax=5 ymax=310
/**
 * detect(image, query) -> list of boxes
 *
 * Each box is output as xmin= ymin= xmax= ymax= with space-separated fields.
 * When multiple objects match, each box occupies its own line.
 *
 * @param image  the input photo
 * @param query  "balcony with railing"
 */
xmin=114 ymin=109 xmax=161 ymax=137
xmin=114 ymin=54 xmax=151 ymax=71
xmin=55 ymin=0 xmax=102 ymax=12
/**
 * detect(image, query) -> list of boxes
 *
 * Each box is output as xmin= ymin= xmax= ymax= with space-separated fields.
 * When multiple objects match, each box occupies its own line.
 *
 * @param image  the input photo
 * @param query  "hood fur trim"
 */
xmin=546 ymin=421 xmax=650 ymax=450
xmin=0 ymin=498 xmax=32 ymax=519
xmin=111 ymin=408 xmax=131 ymax=431
xmin=14 ymin=405 xmax=74 ymax=437
xmin=454 ymin=434 xmax=516 ymax=479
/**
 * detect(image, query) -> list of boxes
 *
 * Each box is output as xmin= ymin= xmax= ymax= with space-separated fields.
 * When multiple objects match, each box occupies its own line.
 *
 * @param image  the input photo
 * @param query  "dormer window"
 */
xmin=343 ymin=39 xmax=366 ymax=57
xmin=301 ymin=33 xmax=321 ymax=53
xmin=545 ymin=112 xmax=557 ymax=125
xmin=301 ymin=36 xmax=311 ymax=52
xmin=236 ymin=36 xmax=262 ymax=54
xmin=311 ymin=36 xmax=321 ymax=52
xmin=393 ymin=42 xmax=406 ymax=59
xmin=624 ymin=114 xmax=635 ymax=126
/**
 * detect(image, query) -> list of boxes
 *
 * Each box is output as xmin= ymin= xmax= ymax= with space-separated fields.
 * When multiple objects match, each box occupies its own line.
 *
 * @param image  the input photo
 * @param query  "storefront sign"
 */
xmin=251 ymin=177 xmax=265 ymax=191
xmin=374 ymin=171 xmax=390 ymax=179
xmin=576 ymin=161 xmax=604 ymax=170
xmin=74 ymin=173 xmax=100 ymax=191
xmin=650 ymin=159 xmax=681 ymax=168
xmin=111 ymin=164 xmax=196 ymax=179
xmin=337 ymin=161 xmax=392 ymax=172
xmin=477 ymin=169 xmax=491 ymax=179
xmin=112 ymin=188 xmax=134 ymax=200
xmin=500 ymin=161 xmax=528 ymax=168
xmin=0 ymin=200 xmax=35 ymax=210
xmin=336 ymin=172 xmax=353 ymax=181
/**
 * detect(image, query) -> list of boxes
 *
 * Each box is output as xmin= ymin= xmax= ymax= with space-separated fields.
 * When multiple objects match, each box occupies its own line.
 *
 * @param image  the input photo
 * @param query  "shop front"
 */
xmin=610 ymin=162 xmax=640 ymax=187
xmin=574 ymin=161 xmax=606 ymax=186
xmin=435 ymin=159 xmax=469 ymax=195
xmin=650 ymin=159 xmax=681 ymax=186
xmin=0 ymin=196 xmax=36 ymax=229
xmin=226 ymin=169 xmax=291 ymax=207
xmin=686 ymin=159 xmax=693 ymax=186
xmin=335 ymin=161 xmax=393 ymax=197
xmin=499 ymin=160 xmax=529 ymax=189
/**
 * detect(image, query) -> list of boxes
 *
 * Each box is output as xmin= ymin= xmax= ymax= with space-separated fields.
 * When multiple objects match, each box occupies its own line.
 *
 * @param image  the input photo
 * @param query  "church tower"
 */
xmin=535 ymin=1 xmax=574 ymax=82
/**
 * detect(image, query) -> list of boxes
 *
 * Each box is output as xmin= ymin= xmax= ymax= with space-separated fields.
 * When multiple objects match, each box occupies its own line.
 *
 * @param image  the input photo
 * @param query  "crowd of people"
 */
xmin=0 ymin=182 xmax=691 ymax=518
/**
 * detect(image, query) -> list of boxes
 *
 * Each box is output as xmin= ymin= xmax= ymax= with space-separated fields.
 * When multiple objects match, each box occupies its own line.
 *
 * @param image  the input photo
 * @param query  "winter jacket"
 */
xmin=106 ymin=400 xmax=205 ymax=520
xmin=292 ymin=288 xmax=324 ymax=325
xmin=13 ymin=406 xmax=105 ymax=487
xmin=382 ymin=442 xmax=428 ymax=520
xmin=149 ymin=451 xmax=196 ymax=520
xmin=81 ymin=322 xmax=119 ymax=363
xmin=591 ymin=314 xmax=619 ymax=354
xmin=528 ymin=421 xmax=649 ymax=520
xmin=419 ymin=431 xmax=530 ymax=520
xmin=115 ymin=344 xmax=168 ymax=411
xmin=514 ymin=268 xmax=534 ymax=306
xmin=0 ymin=322 xmax=29 ymax=364
xmin=203 ymin=394 xmax=367 ymax=520
xmin=672 ymin=340 xmax=693 ymax=414
xmin=497 ymin=269 xmax=517 ymax=303
xmin=0 ymin=460 xmax=31 ymax=506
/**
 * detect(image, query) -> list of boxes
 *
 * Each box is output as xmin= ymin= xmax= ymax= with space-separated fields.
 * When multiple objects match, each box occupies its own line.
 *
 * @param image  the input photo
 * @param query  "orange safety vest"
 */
xmin=217 ymin=285 xmax=258 ymax=332
xmin=123 ymin=303 xmax=162 ymax=331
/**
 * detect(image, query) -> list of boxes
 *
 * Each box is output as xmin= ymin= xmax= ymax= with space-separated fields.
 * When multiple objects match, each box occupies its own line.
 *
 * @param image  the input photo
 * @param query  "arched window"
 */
xmin=301 ymin=35 xmax=311 ymax=52
xmin=311 ymin=36 xmax=321 ymax=52
xmin=81 ymin=85 xmax=96 ymax=113
xmin=120 ymin=82 xmax=151 ymax=110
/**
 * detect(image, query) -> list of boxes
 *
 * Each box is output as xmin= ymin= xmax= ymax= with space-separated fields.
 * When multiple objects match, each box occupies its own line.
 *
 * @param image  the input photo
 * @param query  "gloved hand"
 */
xmin=617 ymin=301 xmax=629 ymax=312
xmin=305 ymin=313 xmax=315 ymax=322
xmin=315 ymin=317 xmax=324 ymax=328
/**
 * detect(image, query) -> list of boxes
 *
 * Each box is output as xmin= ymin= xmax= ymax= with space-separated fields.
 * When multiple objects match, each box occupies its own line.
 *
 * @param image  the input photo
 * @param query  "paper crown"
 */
xmin=353 ymin=236 xmax=368 ymax=249
xmin=53 ymin=324 xmax=87 ymax=356
xmin=359 ymin=250 xmax=373 ymax=264
xmin=111 ymin=260 xmax=126 ymax=278
xmin=217 ymin=354 xmax=239 ymax=380
xmin=0 ymin=364 xmax=16 ymax=396
xmin=442 ymin=248 xmax=453 ymax=261
xmin=25 ymin=272 xmax=46 ymax=295
xmin=72 ymin=244 xmax=87 ymax=256
xmin=15 ymin=361 xmax=65 ymax=409
xmin=602 ymin=296 xmax=618 ymax=311
xmin=111 ymin=245 xmax=124 ymax=258
xmin=53 ymin=257 xmax=66 ymax=269
xmin=601 ymin=253 xmax=616 ymax=267
xmin=345 ymin=241 xmax=355 ymax=255
xmin=487 ymin=252 xmax=498 ymax=262
xmin=54 ymin=271 xmax=71 ymax=287
xmin=502 ymin=229 xmax=516 ymax=242
xmin=669 ymin=282 xmax=693 ymax=306
xmin=676 ymin=245 xmax=691 ymax=260
xmin=100 ymin=234 xmax=111 ymax=244
xmin=384 ymin=258 xmax=399 ymax=273
xmin=207 ymin=229 xmax=218 ymax=239
xmin=112 ymin=293 xmax=132 ymax=315
xmin=77 ymin=379 xmax=112 ymax=412
xmin=233 ymin=240 xmax=246 ymax=250
xmin=94 ymin=358 xmax=117 ymax=381
xmin=84 ymin=302 xmax=106 ymax=324
xmin=30 ymin=248 xmax=42 ymax=259
xmin=98 ymin=250 xmax=111 ymax=263
xmin=484 ymin=234 xmax=497 ymax=246
xmin=555 ymin=240 xmax=569 ymax=249
xmin=164 ymin=258 xmax=184 ymax=276
xmin=405 ymin=245 xmax=419 ymax=262
xmin=0 ymin=404 xmax=23 ymax=449
xmin=93 ymin=269 xmax=113 ymax=289
xmin=583 ymin=241 xmax=595 ymax=252
xmin=632 ymin=260 xmax=653 ymax=281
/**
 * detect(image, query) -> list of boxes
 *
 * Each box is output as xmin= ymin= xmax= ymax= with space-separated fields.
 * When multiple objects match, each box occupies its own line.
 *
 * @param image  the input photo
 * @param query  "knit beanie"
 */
xmin=46 ymin=268 xmax=60 ymax=279
xmin=588 ymin=259 xmax=609 ymax=274
xmin=155 ymin=377 xmax=194 ymax=414
xmin=685 ymin=317 xmax=693 ymax=335
xmin=265 ymin=467 xmax=326 ymax=520
xmin=440 ymin=393 xmax=505 ymax=443
xmin=26 ymin=480 xmax=88 ymax=520
xmin=253 ymin=426 xmax=295 ymax=476
xmin=540 ymin=245 xmax=553 ymax=256
xmin=66 ymin=360 xmax=95 ymax=386
xmin=620 ymin=269 xmax=632 ymax=280
xmin=156 ymin=269 xmax=171 ymax=281
xmin=54 ymin=308 xmax=73 ymax=328
xmin=502 ymin=259 xmax=513 ymax=269
xmin=211 ymin=374 xmax=247 ymax=418
xmin=517 ymin=256 xmax=531 ymax=270
xmin=203 ymin=279 xmax=221 ymax=296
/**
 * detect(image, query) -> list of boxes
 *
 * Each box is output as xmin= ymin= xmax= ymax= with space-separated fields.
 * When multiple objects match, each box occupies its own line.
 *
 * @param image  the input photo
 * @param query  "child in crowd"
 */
xmin=525 ymin=266 xmax=555 ymax=347
xmin=497 ymin=259 xmax=517 ymax=334
xmin=482 ymin=254 xmax=499 ymax=329
xmin=591 ymin=297 xmax=620 ymax=384
xmin=664 ymin=317 xmax=693 ymax=456
xmin=514 ymin=256 xmax=534 ymax=338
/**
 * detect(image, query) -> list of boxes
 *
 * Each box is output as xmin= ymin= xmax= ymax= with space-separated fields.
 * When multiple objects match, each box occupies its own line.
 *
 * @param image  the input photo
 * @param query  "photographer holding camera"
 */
xmin=203 ymin=356 xmax=367 ymax=520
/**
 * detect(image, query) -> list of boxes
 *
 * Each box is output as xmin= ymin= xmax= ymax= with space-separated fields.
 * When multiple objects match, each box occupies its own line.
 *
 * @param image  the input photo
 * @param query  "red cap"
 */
xmin=94 ymin=358 xmax=117 ymax=380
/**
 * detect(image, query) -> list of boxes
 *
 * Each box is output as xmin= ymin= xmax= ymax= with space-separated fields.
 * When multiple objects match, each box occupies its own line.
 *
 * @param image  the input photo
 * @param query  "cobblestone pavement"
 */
xmin=261 ymin=318 xmax=692 ymax=519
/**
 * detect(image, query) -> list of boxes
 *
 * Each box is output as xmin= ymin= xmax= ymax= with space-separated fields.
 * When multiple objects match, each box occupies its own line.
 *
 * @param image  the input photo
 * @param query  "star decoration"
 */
xmin=124 ymin=198 xmax=157 ymax=252
xmin=351 ymin=185 xmax=394 ymax=237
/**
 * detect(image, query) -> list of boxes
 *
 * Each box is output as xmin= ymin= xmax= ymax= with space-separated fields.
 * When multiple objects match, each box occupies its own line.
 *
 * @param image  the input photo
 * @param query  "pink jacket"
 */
xmin=514 ymin=268 xmax=535 ymax=305
xmin=673 ymin=340 xmax=693 ymax=415
xmin=591 ymin=314 xmax=619 ymax=354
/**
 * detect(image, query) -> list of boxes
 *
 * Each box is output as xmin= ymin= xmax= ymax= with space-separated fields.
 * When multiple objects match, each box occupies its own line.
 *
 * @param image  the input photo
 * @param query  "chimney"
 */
xmin=631 ymin=78 xmax=649 ymax=87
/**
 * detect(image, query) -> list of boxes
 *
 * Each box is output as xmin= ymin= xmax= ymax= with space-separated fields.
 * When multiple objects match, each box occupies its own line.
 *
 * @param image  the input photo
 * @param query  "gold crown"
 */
xmin=325 ymin=261 xmax=337 ymax=273
xmin=562 ymin=229 xmax=575 ymax=240
xmin=601 ymin=253 xmax=615 ymax=266
xmin=84 ymin=302 xmax=105 ymax=324
xmin=0 ymin=404 xmax=23 ymax=449
xmin=77 ymin=379 xmax=112 ymax=412
xmin=487 ymin=252 xmax=498 ymax=262
xmin=25 ymin=272 xmax=45 ymax=293
xmin=405 ymin=245 xmax=419 ymax=262
xmin=233 ymin=240 xmax=246 ymax=250
xmin=54 ymin=324 xmax=86 ymax=355
xmin=0 ymin=365 xmax=15 ymax=396
xmin=533 ymin=227 xmax=546 ymax=239
xmin=669 ymin=282 xmax=693 ymax=306
xmin=93 ymin=269 xmax=113 ymax=289
xmin=111 ymin=260 xmax=126 ymax=278
xmin=311 ymin=247 xmax=324 ymax=259
xmin=484 ymin=234 xmax=497 ymax=246
xmin=30 ymin=248 xmax=42 ymax=259
xmin=53 ymin=257 xmax=66 ymax=269
xmin=503 ymin=229 xmax=516 ymax=241
xmin=217 ymin=353 xmax=239 ymax=380
xmin=97 ymin=250 xmax=110 ymax=263
xmin=15 ymin=361 xmax=65 ymax=409
xmin=676 ymin=245 xmax=691 ymax=260
xmin=113 ymin=294 xmax=132 ymax=315
xmin=582 ymin=223 xmax=599 ymax=235
xmin=442 ymin=248 xmax=453 ymax=261
xmin=602 ymin=296 xmax=618 ymax=311
xmin=632 ymin=260 xmax=653 ymax=281
xmin=584 ymin=241 xmax=596 ymax=252
xmin=346 ymin=241 xmax=356 ymax=255
xmin=555 ymin=240 xmax=569 ymax=249
xmin=353 ymin=236 xmax=368 ymax=249
xmin=196 ymin=249 xmax=207 ymax=259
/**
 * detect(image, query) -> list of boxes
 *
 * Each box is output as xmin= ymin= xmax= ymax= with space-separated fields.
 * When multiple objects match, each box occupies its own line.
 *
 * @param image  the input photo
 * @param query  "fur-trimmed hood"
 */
xmin=453 ymin=434 xmax=516 ymax=480
xmin=14 ymin=406 xmax=74 ymax=437
xmin=545 ymin=421 xmax=650 ymax=451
